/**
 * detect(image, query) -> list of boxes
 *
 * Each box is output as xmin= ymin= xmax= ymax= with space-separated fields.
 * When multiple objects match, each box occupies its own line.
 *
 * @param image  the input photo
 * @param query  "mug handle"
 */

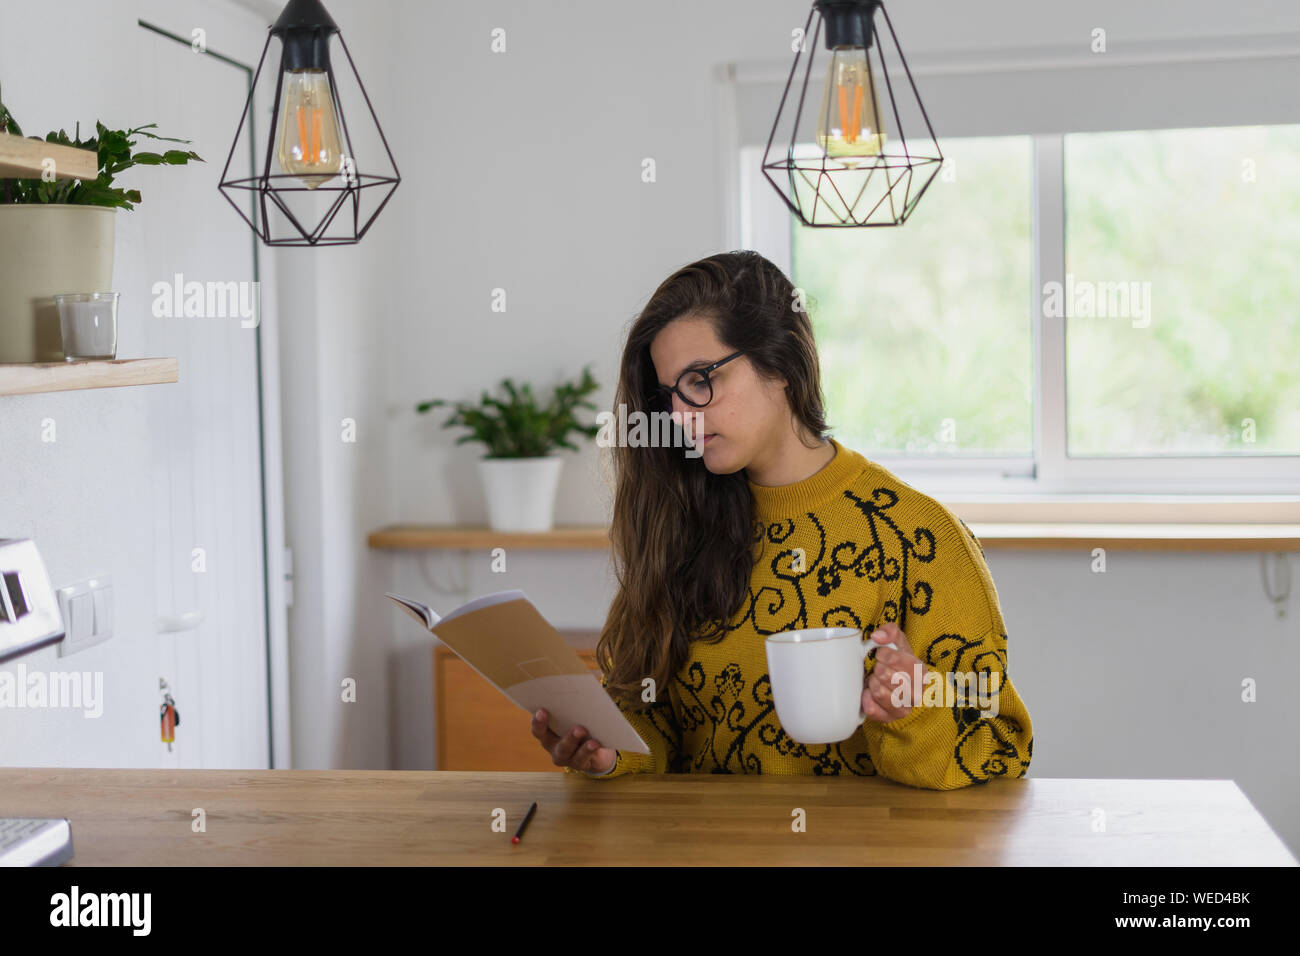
xmin=857 ymin=636 xmax=899 ymax=724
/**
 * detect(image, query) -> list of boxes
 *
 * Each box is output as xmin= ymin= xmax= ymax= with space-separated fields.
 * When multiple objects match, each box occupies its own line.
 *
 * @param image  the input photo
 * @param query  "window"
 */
xmin=1063 ymin=124 xmax=1300 ymax=458
xmin=741 ymin=124 xmax=1300 ymax=493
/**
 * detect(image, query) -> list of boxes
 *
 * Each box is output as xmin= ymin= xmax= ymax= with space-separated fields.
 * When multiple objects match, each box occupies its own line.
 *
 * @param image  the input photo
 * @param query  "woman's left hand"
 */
xmin=861 ymin=622 xmax=929 ymax=723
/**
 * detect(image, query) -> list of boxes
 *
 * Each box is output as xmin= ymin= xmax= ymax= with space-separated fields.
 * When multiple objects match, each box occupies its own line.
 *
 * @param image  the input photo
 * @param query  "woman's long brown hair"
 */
xmin=597 ymin=250 xmax=830 ymax=710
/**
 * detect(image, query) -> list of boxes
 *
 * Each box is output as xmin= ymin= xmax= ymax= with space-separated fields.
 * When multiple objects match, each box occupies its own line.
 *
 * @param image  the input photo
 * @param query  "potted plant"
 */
xmin=417 ymin=365 xmax=601 ymax=531
xmin=0 ymin=81 xmax=202 ymax=362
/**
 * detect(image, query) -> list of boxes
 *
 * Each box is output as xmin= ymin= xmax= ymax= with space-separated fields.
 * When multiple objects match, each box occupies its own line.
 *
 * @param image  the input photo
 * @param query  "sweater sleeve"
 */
xmin=564 ymin=675 xmax=684 ymax=779
xmin=860 ymin=516 xmax=1034 ymax=790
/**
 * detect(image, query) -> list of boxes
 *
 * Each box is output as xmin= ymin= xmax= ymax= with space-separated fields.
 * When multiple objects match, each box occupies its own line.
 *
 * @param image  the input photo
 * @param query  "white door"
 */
xmin=131 ymin=20 xmax=275 ymax=768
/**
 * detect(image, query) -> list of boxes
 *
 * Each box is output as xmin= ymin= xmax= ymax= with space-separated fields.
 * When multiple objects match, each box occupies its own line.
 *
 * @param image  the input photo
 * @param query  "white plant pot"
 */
xmin=477 ymin=455 xmax=564 ymax=532
xmin=0 ymin=204 xmax=117 ymax=363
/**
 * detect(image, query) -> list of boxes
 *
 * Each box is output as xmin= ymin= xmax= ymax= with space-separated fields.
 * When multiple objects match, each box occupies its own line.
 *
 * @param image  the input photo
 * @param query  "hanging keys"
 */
xmin=160 ymin=678 xmax=180 ymax=752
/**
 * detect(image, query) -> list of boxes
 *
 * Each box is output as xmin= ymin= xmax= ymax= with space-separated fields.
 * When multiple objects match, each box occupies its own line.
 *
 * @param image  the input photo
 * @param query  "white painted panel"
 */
xmin=135 ymin=18 xmax=269 ymax=769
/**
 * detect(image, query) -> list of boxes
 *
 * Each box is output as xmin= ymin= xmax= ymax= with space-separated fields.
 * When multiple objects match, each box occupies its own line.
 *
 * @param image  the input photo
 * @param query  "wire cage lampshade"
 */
xmin=218 ymin=0 xmax=400 ymax=246
xmin=762 ymin=0 xmax=942 ymax=227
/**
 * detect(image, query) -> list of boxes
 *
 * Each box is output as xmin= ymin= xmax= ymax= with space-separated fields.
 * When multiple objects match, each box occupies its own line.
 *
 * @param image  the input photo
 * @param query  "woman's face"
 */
xmin=648 ymin=315 xmax=789 ymax=473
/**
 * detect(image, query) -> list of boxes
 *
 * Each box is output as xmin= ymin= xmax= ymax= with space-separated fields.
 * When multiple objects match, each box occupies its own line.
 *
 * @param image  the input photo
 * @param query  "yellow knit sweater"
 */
xmin=569 ymin=436 xmax=1033 ymax=789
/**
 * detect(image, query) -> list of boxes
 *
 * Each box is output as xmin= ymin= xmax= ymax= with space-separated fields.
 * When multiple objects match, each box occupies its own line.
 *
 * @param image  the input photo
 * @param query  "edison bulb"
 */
xmin=816 ymin=46 xmax=887 ymax=167
xmin=275 ymin=68 xmax=344 ymax=189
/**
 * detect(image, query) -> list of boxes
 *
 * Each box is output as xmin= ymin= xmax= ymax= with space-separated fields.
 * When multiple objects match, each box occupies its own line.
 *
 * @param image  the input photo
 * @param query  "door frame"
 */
xmin=138 ymin=16 xmax=292 ymax=770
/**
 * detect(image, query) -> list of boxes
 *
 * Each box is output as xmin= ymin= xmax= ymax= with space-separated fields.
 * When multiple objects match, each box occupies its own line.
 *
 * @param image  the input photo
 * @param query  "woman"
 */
xmin=531 ymin=250 xmax=1033 ymax=788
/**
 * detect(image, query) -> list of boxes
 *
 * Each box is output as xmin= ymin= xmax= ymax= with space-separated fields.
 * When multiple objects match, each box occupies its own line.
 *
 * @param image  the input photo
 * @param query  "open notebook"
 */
xmin=385 ymin=589 xmax=651 ymax=755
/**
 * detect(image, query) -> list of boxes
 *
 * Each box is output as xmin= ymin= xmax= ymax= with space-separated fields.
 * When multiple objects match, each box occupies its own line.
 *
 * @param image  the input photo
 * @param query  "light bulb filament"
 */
xmin=296 ymin=107 xmax=308 ymax=162
xmin=837 ymin=83 xmax=865 ymax=144
xmin=295 ymin=106 xmax=325 ymax=164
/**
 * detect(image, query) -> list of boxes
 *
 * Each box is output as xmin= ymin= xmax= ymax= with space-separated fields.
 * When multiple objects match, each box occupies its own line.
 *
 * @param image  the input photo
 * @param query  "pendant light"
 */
xmin=218 ymin=0 xmax=400 ymax=246
xmin=762 ymin=0 xmax=942 ymax=227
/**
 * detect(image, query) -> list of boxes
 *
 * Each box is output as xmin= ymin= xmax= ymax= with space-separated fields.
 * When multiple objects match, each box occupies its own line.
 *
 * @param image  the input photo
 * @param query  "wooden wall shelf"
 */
xmin=0 ymin=132 xmax=98 ymax=180
xmin=0 ymin=357 xmax=178 ymax=396
xmin=370 ymin=521 xmax=1300 ymax=552
xmin=370 ymin=524 xmax=608 ymax=550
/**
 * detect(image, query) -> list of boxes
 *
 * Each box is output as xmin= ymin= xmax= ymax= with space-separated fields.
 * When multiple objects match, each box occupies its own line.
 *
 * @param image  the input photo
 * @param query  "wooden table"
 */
xmin=1 ymin=769 xmax=1294 ymax=866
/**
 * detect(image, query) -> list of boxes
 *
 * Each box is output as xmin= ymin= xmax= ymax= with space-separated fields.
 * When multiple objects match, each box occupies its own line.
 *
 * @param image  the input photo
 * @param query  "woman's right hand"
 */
xmin=531 ymin=708 xmax=617 ymax=774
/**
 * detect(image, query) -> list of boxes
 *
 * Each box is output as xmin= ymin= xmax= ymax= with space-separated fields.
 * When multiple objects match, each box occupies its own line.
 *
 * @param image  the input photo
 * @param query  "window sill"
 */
xmin=944 ymin=495 xmax=1300 ymax=550
xmin=941 ymin=493 xmax=1300 ymax=524
xmin=370 ymin=508 xmax=1300 ymax=554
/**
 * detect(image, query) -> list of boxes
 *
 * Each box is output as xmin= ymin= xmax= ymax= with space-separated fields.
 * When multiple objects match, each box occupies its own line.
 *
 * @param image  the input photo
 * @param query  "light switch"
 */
xmin=55 ymin=574 xmax=114 ymax=658
xmin=92 ymin=584 xmax=113 ymax=640
xmin=69 ymin=593 xmax=94 ymax=643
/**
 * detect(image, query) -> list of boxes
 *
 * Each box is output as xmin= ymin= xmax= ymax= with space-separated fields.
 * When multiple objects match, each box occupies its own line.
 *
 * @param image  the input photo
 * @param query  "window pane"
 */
xmin=790 ymin=135 xmax=1033 ymax=457
xmin=1064 ymin=124 xmax=1300 ymax=456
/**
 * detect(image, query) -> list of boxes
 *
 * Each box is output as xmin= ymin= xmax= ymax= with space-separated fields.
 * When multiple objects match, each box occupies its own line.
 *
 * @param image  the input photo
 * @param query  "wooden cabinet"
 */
xmin=434 ymin=638 xmax=603 ymax=770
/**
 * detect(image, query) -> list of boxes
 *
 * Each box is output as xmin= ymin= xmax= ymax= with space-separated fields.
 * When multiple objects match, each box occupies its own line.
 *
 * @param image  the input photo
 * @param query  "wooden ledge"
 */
xmin=369 ymin=522 xmax=1300 ymax=552
xmin=369 ymin=524 xmax=609 ymax=550
xmin=0 ymin=132 xmax=98 ymax=180
xmin=0 ymin=357 xmax=178 ymax=395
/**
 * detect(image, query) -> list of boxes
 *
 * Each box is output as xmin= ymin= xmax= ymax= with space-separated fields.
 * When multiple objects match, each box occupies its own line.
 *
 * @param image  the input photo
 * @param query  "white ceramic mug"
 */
xmin=764 ymin=627 xmax=899 ymax=744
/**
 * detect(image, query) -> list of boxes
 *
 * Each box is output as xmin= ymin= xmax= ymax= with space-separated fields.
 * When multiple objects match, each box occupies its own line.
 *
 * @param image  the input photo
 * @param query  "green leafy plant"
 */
xmin=0 ymin=80 xmax=203 ymax=209
xmin=417 ymin=365 xmax=602 ymax=458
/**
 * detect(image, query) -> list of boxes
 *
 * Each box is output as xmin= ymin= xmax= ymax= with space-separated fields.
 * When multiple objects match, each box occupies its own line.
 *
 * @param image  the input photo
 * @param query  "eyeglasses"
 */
xmin=647 ymin=350 xmax=744 ymax=413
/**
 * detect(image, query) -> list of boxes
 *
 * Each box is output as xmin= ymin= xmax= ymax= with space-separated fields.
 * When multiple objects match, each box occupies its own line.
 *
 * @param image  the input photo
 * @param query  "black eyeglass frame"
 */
xmin=648 ymin=349 xmax=745 ymax=412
